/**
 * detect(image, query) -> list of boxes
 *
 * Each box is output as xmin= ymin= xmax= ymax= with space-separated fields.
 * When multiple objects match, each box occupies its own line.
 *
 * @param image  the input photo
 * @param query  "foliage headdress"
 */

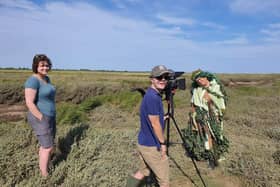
xmin=190 ymin=69 xmax=228 ymax=105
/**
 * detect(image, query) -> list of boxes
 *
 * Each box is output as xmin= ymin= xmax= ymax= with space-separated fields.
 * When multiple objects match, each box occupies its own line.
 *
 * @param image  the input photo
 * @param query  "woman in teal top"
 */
xmin=24 ymin=54 xmax=56 ymax=177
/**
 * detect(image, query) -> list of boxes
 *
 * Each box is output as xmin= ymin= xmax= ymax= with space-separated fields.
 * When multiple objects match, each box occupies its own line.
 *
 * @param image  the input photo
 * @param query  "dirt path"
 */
xmin=167 ymin=143 xmax=243 ymax=187
xmin=171 ymin=166 xmax=242 ymax=187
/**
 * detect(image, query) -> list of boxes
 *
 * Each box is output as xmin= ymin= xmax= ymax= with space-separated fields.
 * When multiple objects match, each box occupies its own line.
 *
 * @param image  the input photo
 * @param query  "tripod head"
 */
xmin=163 ymin=70 xmax=186 ymax=117
xmin=164 ymin=71 xmax=186 ymax=102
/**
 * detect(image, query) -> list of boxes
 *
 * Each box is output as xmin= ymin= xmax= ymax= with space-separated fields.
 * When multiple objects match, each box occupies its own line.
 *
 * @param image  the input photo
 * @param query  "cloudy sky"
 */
xmin=0 ymin=0 xmax=280 ymax=73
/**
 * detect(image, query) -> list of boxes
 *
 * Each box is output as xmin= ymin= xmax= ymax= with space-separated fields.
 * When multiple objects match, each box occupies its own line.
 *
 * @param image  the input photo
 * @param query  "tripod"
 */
xmin=164 ymin=90 xmax=207 ymax=187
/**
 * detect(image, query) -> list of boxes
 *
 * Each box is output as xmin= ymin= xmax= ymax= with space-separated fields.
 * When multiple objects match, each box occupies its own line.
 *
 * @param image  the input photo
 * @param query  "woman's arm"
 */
xmin=25 ymin=88 xmax=43 ymax=120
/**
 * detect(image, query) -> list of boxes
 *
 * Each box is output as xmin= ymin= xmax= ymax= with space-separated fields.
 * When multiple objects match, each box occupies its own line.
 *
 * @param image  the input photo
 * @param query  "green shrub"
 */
xmin=80 ymin=97 xmax=103 ymax=112
xmin=56 ymin=91 xmax=141 ymax=125
xmin=272 ymin=150 xmax=280 ymax=165
xmin=57 ymin=103 xmax=87 ymax=125
xmin=92 ymin=91 xmax=142 ymax=112
xmin=0 ymin=83 xmax=25 ymax=104
xmin=265 ymin=128 xmax=280 ymax=141
xmin=112 ymin=91 xmax=142 ymax=111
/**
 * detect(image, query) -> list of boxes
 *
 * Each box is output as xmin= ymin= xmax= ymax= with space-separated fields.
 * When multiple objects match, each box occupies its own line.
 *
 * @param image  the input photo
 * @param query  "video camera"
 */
xmin=164 ymin=71 xmax=186 ymax=100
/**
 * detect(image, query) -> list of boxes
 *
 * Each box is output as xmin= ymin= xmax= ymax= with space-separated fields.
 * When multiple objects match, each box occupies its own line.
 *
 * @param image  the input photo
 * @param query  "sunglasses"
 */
xmin=155 ymin=75 xmax=169 ymax=81
xmin=34 ymin=54 xmax=47 ymax=59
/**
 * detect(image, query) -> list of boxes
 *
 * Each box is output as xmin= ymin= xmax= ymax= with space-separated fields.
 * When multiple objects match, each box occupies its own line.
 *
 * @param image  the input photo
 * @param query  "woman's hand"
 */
xmin=37 ymin=113 xmax=43 ymax=121
xmin=203 ymin=91 xmax=212 ymax=102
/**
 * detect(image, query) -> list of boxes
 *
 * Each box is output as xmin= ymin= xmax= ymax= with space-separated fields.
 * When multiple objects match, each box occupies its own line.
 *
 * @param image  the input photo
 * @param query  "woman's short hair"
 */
xmin=32 ymin=54 xmax=52 ymax=73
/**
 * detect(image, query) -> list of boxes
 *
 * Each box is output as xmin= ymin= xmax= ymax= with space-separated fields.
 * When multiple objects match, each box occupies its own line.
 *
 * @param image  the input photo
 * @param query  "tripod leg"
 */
xmin=166 ymin=117 xmax=170 ymax=155
xmin=169 ymin=115 xmax=208 ymax=187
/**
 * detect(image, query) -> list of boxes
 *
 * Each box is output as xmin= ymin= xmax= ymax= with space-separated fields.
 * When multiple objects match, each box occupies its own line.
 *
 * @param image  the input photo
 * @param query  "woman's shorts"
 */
xmin=27 ymin=111 xmax=56 ymax=148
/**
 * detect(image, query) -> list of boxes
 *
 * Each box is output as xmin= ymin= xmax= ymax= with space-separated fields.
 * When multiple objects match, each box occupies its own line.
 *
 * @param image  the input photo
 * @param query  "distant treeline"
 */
xmin=0 ymin=67 xmax=148 ymax=73
xmin=0 ymin=67 xmax=94 ymax=71
xmin=0 ymin=67 xmax=30 ymax=70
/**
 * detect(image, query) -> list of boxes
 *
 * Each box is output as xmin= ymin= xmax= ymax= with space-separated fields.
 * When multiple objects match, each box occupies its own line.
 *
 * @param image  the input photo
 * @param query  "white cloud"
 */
xmin=201 ymin=22 xmax=226 ymax=30
xmin=111 ymin=0 xmax=126 ymax=9
xmin=260 ymin=23 xmax=280 ymax=43
xmin=153 ymin=27 xmax=184 ymax=36
xmin=268 ymin=23 xmax=280 ymax=29
xmin=0 ymin=0 xmax=39 ymax=10
xmin=214 ymin=36 xmax=249 ymax=45
xmin=125 ymin=0 xmax=140 ymax=3
xmin=261 ymin=29 xmax=280 ymax=38
xmin=156 ymin=14 xmax=196 ymax=26
xmin=111 ymin=0 xmax=140 ymax=9
xmin=156 ymin=14 xmax=226 ymax=31
xmin=230 ymin=0 xmax=280 ymax=16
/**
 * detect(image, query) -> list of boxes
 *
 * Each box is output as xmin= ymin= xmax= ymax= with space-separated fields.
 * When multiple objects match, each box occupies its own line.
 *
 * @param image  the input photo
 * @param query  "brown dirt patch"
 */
xmin=171 ymin=167 xmax=243 ymax=187
xmin=226 ymin=79 xmax=273 ymax=87
xmin=0 ymin=104 xmax=26 ymax=122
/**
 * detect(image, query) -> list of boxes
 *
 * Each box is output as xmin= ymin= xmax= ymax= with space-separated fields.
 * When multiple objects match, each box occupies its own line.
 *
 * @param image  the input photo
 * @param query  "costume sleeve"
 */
xmin=192 ymin=87 xmax=209 ymax=110
xmin=209 ymin=81 xmax=226 ymax=111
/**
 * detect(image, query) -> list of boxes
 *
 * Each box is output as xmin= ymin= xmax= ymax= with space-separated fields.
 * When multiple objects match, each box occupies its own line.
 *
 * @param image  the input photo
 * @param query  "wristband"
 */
xmin=160 ymin=141 xmax=166 ymax=145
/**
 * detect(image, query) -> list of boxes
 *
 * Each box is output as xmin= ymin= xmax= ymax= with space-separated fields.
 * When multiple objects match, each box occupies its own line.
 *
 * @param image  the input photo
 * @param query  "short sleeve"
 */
xmin=145 ymin=94 xmax=161 ymax=115
xmin=24 ymin=76 xmax=40 ymax=90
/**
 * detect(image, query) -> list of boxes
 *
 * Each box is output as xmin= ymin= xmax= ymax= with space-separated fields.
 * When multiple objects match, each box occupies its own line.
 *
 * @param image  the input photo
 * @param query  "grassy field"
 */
xmin=0 ymin=69 xmax=280 ymax=187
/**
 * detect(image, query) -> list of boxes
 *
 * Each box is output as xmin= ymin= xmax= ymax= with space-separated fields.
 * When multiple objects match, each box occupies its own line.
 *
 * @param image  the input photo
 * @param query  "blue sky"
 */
xmin=0 ymin=0 xmax=280 ymax=73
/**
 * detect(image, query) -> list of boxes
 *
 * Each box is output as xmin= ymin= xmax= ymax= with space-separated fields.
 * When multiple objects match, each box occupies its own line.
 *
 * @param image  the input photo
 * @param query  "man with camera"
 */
xmin=126 ymin=65 xmax=171 ymax=187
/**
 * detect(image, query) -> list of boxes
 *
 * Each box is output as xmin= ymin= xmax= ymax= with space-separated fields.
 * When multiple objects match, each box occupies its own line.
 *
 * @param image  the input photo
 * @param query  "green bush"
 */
xmin=57 ymin=103 xmax=88 ymax=125
xmin=80 ymin=97 xmax=103 ymax=112
xmin=56 ymin=91 xmax=141 ymax=125
xmin=265 ymin=128 xmax=280 ymax=141
xmin=111 ymin=91 xmax=142 ymax=111
xmin=272 ymin=150 xmax=280 ymax=165
xmin=91 ymin=91 xmax=142 ymax=112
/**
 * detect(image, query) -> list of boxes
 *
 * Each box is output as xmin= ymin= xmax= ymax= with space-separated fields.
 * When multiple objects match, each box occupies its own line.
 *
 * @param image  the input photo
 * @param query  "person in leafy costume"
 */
xmin=182 ymin=69 xmax=229 ymax=168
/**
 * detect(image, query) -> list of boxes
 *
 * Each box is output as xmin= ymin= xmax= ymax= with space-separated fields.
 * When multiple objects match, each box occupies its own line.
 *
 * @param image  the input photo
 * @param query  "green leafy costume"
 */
xmin=182 ymin=70 xmax=229 ymax=164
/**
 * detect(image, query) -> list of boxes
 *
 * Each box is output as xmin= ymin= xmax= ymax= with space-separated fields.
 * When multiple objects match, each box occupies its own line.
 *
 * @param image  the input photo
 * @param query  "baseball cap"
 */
xmin=150 ymin=65 xmax=171 ymax=78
